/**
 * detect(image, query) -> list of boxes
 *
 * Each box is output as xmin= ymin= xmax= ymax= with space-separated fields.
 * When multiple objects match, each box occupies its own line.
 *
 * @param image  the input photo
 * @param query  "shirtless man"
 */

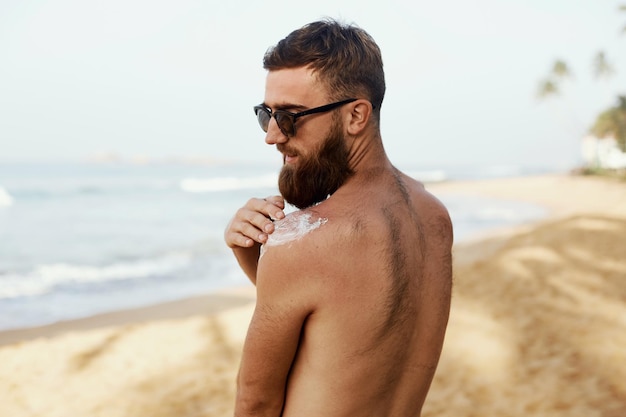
xmin=224 ymin=19 xmax=453 ymax=417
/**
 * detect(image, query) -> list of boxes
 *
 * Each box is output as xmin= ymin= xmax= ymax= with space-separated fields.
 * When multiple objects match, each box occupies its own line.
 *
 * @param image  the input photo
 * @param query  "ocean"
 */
xmin=0 ymin=161 xmax=550 ymax=331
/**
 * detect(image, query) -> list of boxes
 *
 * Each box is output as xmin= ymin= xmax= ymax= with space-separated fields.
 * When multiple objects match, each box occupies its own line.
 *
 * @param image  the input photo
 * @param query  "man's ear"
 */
xmin=346 ymin=100 xmax=373 ymax=136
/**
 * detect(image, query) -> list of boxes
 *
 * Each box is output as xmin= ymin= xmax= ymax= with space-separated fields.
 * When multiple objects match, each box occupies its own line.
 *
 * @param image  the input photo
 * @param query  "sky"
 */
xmin=0 ymin=0 xmax=625 ymax=170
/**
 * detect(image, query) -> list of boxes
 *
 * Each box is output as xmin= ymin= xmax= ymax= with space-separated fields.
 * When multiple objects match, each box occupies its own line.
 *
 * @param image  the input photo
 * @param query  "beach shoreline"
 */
xmin=0 ymin=286 xmax=256 ymax=346
xmin=0 ymin=174 xmax=561 ymax=342
xmin=430 ymin=172 xmax=626 ymax=218
xmin=2 ymin=173 xmax=625 ymax=344
xmin=2 ymin=173 xmax=625 ymax=417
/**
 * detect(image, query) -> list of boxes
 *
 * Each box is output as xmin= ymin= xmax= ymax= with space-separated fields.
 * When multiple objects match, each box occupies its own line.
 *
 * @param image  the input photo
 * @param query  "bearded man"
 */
xmin=224 ymin=19 xmax=453 ymax=417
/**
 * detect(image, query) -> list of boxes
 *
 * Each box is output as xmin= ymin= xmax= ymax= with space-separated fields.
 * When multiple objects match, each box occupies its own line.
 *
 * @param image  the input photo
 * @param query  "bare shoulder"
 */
xmin=256 ymin=208 xmax=341 ymax=300
xmin=262 ymin=210 xmax=329 ymax=253
xmin=401 ymin=173 xmax=454 ymax=247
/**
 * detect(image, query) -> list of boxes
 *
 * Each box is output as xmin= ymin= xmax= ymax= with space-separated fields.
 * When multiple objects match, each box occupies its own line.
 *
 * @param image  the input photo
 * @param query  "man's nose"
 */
xmin=264 ymin=118 xmax=288 ymax=145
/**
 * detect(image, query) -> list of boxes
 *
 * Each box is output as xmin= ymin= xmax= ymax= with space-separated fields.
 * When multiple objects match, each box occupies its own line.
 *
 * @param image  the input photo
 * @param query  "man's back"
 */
xmin=257 ymin=168 xmax=453 ymax=416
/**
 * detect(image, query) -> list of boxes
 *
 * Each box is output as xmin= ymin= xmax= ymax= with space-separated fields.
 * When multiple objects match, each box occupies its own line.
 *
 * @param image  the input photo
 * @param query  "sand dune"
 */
xmin=1 ymin=174 xmax=625 ymax=416
xmin=426 ymin=214 xmax=626 ymax=416
xmin=0 ymin=293 xmax=255 ymax=417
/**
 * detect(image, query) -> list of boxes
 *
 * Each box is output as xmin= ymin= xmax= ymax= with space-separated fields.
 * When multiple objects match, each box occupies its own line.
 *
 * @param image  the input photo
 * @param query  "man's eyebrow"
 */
xmin=265 ymin=102 xmax=308 ymax=111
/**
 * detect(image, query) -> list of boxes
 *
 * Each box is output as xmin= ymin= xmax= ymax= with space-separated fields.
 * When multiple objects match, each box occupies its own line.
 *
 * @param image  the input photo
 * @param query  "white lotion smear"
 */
xmin=260 ymin=211 xmax=327 ymax=257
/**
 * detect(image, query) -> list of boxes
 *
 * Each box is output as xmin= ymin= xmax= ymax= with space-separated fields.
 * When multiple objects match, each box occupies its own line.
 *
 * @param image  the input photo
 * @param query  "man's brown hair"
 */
xmin=263 ymin=19 xmax=386 ymax=125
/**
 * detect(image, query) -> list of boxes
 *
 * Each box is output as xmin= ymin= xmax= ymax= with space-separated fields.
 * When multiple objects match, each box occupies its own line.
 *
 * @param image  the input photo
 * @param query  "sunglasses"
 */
xmin=253 ymin=98 xmax=357 ymax=137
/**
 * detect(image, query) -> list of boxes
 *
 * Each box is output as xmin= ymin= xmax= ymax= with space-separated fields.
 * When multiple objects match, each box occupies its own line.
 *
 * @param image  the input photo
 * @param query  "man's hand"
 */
xmin=224 ymin=195 xmax=285 ymax=283
xmin=225 ymin=195 xmax=286 ymax=248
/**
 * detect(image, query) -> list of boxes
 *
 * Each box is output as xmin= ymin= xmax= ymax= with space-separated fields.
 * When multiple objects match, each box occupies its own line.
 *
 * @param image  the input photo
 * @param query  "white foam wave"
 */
xmin=0 ymin=186 xmax=14 ymax=207
xmin=180 ymin=174 xmax=277 ymax=193
xmin=479 ymin=165 xmax=524 ymax=177
xmin=0 ymin=253 xmax=192 ymax=299
xmin=407 ymin=170 xmax=447 ymax=183
xmin=474 ymin=206 xmax=540 ymax=222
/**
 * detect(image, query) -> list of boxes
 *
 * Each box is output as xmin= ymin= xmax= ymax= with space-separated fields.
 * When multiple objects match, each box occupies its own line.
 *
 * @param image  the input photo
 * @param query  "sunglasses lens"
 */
xmin=274 ymin=113 xmax=295 ymax=137
xmin=253 ymin=107 xmax=295 ymax=136
xmin=255 ymin=107 xmax=270 ymax=132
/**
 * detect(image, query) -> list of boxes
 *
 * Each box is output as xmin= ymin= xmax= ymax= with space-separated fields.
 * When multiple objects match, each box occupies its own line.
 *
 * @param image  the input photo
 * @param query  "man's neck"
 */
xmin=347 ymin=131 xmax=390 ymax=174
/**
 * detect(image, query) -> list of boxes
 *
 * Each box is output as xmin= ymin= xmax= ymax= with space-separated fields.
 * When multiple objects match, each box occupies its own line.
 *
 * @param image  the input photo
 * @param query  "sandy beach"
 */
xmin=1 ymin=174 xmax=625 ymax=417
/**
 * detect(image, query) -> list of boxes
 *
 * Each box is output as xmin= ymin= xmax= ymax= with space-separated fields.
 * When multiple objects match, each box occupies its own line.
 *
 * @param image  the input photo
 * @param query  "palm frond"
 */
xmin=537 ymin=78 xmax=559 ymax=99
xmin=551 ymin=60 xmax=571 ymax=79
xmin=593 ymin=51 xmax=615 ymax=80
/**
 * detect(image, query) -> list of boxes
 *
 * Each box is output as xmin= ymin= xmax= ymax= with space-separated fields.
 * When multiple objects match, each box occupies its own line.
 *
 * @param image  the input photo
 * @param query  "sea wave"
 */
xmin=473 ymin=206 xmax=541 ymax=222
xmin=180 ymin=173 xmax=278 ymax=193
xmin=0 ymin=253 xmax=193 ymax=299
xmin=0 ymin=186 xmax=14 ymax=207
xmin=406 ymin=170 xmax=448 ymax=183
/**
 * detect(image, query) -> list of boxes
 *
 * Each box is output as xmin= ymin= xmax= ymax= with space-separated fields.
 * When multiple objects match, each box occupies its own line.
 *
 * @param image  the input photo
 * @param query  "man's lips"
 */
xmin=277 ymin=145 xmax=298 ymax=164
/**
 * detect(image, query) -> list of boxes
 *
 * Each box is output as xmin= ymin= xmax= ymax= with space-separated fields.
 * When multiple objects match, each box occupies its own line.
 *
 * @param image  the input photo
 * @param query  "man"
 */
xmin=224 ymin=19 xmax=453 ymax=417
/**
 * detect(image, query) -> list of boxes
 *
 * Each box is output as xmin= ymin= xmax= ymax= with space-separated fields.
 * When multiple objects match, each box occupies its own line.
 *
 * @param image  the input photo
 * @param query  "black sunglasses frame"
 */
xmin=253 ymin=98 xmax=358 ymax=137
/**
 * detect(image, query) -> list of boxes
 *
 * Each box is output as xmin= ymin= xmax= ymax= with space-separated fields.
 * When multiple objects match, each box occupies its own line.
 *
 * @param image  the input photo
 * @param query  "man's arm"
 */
xmin=224 ymin=196 xmax=285 ymax=284
xmin=234 ymin=244 xmax=315 ymax=416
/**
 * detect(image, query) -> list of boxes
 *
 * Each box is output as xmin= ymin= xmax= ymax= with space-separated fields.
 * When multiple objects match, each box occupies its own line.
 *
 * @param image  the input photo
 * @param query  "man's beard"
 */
xmin=278 ymin=118 xmax=353 ymax=210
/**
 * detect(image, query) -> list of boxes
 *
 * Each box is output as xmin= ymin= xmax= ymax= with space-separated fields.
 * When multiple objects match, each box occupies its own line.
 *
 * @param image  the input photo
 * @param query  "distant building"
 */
xmin=581 ymin=135 xmax=626 ymax=170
